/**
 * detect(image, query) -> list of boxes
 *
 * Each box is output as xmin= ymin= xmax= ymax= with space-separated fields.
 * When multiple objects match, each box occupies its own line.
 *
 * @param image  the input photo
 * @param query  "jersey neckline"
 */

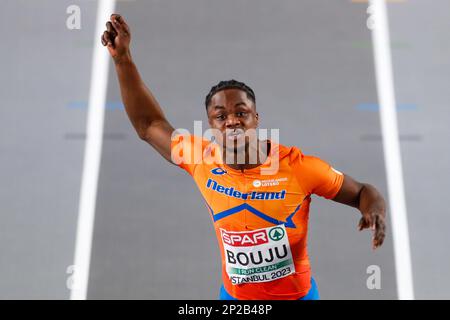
xmin=219 ymin=139 xmax=287 ymax=174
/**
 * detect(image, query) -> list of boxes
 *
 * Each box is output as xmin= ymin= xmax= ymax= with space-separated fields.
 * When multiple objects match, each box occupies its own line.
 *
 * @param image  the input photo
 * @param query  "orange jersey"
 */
xmin=171 ymin=135 xmax=344 ymax=300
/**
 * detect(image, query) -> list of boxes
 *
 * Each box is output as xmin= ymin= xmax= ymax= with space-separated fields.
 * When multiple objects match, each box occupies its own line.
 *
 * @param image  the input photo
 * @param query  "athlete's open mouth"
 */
xmin=226 ymin=129 xmax=245 ymax=141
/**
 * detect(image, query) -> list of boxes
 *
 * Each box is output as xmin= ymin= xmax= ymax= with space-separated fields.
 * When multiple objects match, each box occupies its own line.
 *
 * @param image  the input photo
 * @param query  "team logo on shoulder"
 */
xmin=211 ymin=167 xmax=227 ymax=175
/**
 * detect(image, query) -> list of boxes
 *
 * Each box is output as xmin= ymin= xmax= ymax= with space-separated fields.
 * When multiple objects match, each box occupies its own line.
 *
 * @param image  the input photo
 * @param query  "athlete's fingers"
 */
xmin=111 ymin=18 xmax=125 ymax=37
xmin=111 ymin=15 xmax=130 ymax=36
xmin=103 ymin=31 xmax=114 ymax=48
xmin=358 ymin=215 xmax=372 ymax=231
xmin=106 ymin=21 xmax=117 ymax=39
xmin=111 ymin=13 xmax=120 ymax=22
xmin=358 ymin=217 xmax=365 ymax=231
xmin=112 ymin=14 xmax=130 ymax=34
xmin=373 ymin=215 xmax=386 ymax=248
xmin=372 ymin=217 xmax=384 ymax=249
xmin=106 ymin=21 xmax=112 ymax=33
xmin=110 ymin=14 xmax=122 ymax=29
xmin=101 ymin=33 xmax=107 ymax=46
xmin=120 ymin=17 xmax=131 ymax=34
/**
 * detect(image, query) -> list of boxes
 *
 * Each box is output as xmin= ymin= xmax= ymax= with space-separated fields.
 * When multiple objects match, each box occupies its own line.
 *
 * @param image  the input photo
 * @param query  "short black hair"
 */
xmin=205 ymin=79 xmax=256 ymax=109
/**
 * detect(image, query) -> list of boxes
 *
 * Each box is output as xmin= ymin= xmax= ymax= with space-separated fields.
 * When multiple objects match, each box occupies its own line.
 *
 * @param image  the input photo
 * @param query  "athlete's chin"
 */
xmin=224 ymin=141 xmax=246 ymax=153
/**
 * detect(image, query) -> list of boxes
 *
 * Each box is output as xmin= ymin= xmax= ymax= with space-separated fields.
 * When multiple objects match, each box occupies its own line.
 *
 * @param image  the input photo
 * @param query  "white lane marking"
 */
xmin=71 ymin=0 xmax=116 ymax=300
xmin=370 ymin=0 xmax=414 ymax=300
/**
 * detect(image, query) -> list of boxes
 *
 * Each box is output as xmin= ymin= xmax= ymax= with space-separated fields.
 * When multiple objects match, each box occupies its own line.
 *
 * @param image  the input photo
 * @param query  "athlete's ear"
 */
xmin=256 ymin=112 xmax=259 ymax=126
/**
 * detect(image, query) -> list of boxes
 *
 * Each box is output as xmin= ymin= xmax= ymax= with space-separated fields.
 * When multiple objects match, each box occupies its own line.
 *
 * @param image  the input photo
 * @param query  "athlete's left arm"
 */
xmin=332 ymin=174 xmax=387 ymax=250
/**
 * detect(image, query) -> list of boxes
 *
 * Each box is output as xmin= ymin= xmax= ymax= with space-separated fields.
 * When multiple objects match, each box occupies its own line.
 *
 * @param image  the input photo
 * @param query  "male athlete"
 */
xmin=101 ymin=14 xmax=386 ymax=300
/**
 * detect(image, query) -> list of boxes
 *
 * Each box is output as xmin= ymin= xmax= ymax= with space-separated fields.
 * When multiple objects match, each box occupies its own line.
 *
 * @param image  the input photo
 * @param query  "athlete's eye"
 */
xmin=216 ymin=114 xmax=226 ymax=121
xmin=236 ymin=112 xmax=246 ymax=117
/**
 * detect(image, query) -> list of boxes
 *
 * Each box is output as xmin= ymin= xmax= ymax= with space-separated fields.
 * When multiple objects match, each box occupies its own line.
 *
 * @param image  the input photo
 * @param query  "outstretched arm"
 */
xmin=332 ymin=174 xmax=387 ymax=250
xmin=101 ymin=14 xmax=174 ymax=163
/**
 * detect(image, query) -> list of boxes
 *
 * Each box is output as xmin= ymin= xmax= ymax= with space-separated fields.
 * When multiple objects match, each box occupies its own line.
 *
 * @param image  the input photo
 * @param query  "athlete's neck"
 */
xmin=223 ymin=140 xmax=271 ymax=172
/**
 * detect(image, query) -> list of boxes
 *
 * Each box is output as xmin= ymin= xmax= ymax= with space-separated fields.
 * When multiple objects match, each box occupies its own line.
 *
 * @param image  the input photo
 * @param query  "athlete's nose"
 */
xmin=225 ymin=114 xmax=241 ymax=129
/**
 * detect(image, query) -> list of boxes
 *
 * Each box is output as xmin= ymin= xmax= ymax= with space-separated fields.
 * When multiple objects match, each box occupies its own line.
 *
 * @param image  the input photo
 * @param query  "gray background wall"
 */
xmin=0 ymin=0 xmax=97 ymax=299
xmin=0 ymin=0 xmax=448 ymax=299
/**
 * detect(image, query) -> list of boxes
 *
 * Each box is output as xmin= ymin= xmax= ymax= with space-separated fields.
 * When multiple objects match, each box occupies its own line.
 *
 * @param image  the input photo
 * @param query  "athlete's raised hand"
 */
xmin=101 ymin=14 xmax=131 ymax=63
xmin=101 ymin=13 xmax=175 ymax=163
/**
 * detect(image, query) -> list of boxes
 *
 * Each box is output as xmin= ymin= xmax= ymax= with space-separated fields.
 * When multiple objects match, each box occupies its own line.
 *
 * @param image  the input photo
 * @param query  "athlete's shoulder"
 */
xmin=270 ymin=141 xmax=299 ymax=161
xmin=275 ymin=142 xmax=305 ymax=165
xmin=286 ymin=144 xmax=344 ymax=198
xmin=280 ymin=143 xmax=323 ymax=167
xmin=171 ymin=134 xmax=216 ymax=175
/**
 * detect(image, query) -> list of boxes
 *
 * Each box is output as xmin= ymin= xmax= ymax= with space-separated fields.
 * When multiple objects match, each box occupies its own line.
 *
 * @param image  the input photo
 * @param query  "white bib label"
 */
xmin=220 ymin=225 xmax=295 ymax=285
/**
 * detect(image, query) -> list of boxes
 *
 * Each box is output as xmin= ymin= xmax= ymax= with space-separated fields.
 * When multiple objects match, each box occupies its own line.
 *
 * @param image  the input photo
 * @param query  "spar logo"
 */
xmin=268 ymin=227 xmax=285 ymax=241
xmin=221 ymin=229 xmax=269 ymax=247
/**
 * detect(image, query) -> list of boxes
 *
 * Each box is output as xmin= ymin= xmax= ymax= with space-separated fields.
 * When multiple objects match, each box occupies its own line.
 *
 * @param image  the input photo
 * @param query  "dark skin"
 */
xmin=102 ymin=14 xmax=386 ymax=250
xmin=207 ymin=89 xmax=267 ymax=171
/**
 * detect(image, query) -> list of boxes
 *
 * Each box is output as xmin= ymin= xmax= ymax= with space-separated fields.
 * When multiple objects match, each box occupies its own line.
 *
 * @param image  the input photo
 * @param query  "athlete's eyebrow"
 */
xmin=235 ymin=102 xmax=247 ymax=107
xmin=214 ymin=102 xmax=248 ymax=109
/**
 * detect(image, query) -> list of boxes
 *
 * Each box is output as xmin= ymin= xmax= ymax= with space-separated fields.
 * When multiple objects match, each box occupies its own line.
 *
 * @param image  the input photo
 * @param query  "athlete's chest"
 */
xmin=191 ymin=162 xmax=308 ymax=230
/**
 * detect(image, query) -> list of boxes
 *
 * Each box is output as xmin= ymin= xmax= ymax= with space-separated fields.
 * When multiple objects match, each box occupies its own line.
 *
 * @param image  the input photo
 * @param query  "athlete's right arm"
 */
xmin=101 ymin=14 xmax=175 ymax=163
